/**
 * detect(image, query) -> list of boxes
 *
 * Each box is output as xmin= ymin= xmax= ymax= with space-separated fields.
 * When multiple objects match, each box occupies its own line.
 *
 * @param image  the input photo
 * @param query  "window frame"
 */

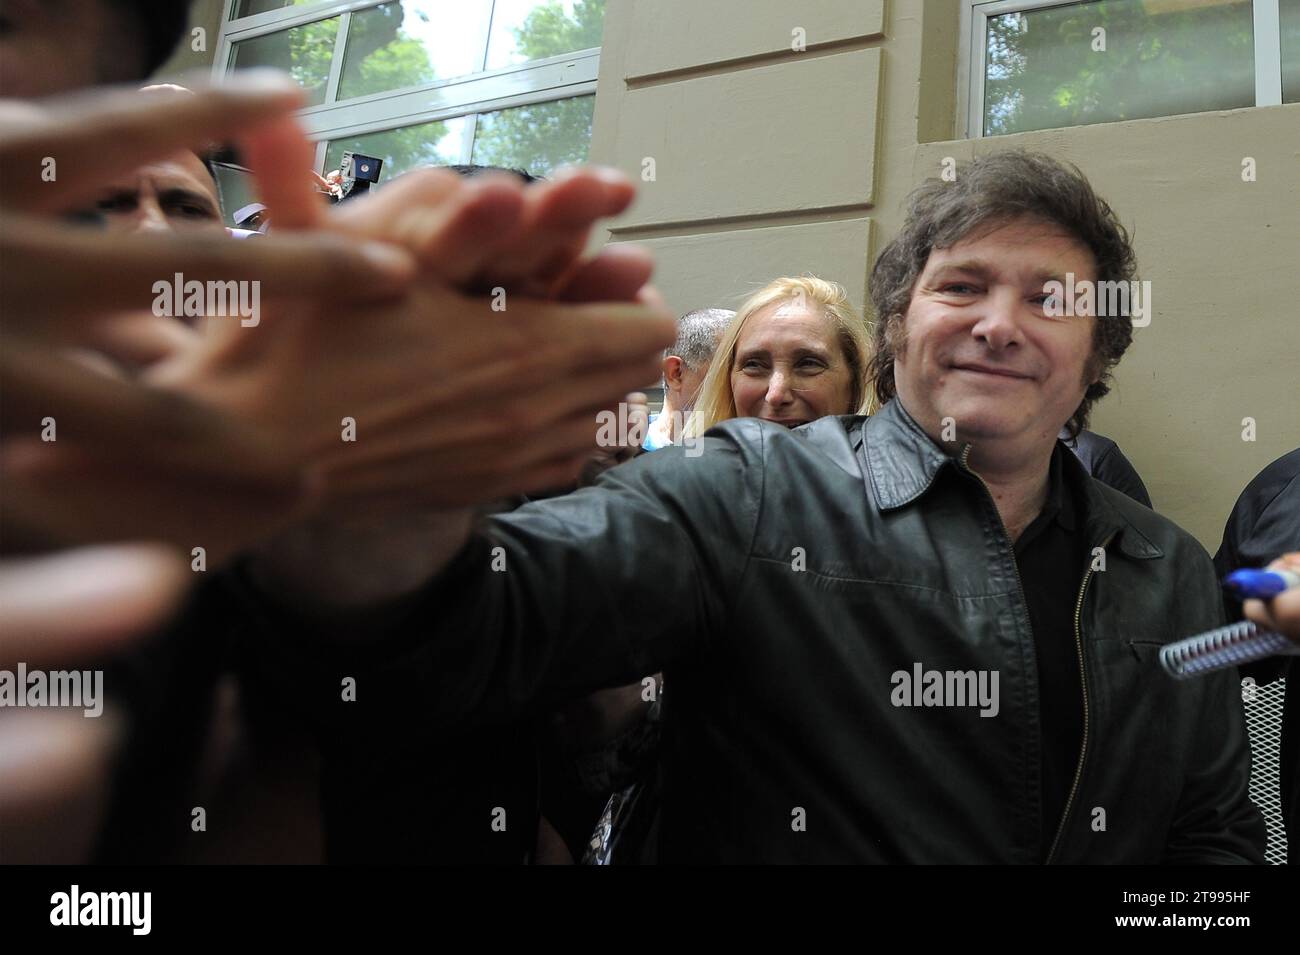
xmin=215 ymin=0 xmax=602 ymax=171
xmin=958 ymin=0 xmax=1285 ymax=139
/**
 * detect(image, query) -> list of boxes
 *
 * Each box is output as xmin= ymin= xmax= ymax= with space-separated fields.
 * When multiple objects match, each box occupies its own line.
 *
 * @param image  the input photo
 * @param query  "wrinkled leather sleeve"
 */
xmin=1161 ymin=541 xmax=1268 ymax=864
xmin=340 ymin=422 xmax=766 ymax=729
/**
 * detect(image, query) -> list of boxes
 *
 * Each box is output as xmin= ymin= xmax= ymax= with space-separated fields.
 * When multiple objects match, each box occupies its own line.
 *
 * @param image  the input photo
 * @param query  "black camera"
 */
xmin=338 ymin=151 xmax=384 ymax=201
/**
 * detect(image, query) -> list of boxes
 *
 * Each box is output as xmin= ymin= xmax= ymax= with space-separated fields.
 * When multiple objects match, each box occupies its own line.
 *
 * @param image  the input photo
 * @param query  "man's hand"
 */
xmin=0 ymin=73 xmax=427 ymax=558
xmin=2 ymin=73 xmax=673 ymax=561
xmin=0 ymin=74 xmax=416 ymax=342
xmin=146 ymin=275 xmax=672 ymax=511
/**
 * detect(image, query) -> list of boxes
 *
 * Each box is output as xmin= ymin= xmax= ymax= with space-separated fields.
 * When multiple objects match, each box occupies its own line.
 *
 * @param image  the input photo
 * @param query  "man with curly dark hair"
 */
xmin=306 ymin=150 xmax=1267 ymax=863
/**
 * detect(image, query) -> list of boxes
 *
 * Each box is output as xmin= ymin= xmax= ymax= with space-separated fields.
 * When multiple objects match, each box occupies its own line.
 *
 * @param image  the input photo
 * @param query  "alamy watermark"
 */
xmin=0 ymin=663 xmax=103 ymax=717
xmin=152 ymin=272 xmax=261 ymax=327
xmin=891 ymin=662 xmax=1000 ymax=717
xmin=1042 ymin=272 xmax=1152 ymax=327
xmin=595 ymin=403 xmax=704 ymax=457
xmin=50 ymin=886 xmax=150 ymax=935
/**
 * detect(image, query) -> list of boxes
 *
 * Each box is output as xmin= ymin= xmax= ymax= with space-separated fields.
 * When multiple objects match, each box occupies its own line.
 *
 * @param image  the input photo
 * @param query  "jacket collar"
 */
xmin=852 ymin=399 xmax=1162 ymax=560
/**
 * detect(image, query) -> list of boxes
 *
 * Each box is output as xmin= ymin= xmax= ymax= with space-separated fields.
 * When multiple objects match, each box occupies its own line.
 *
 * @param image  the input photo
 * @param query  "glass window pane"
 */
xmin=233 ymin=0 xmax=323 ymax=20
xmin=1283 ymin=0 xmax=1300 ymax=103
xmin=211 ymin=163 xmax=261 ymax=228
xmin=323 ymin=116 xmax=470 ymax=183
xmin=485 ymin=0 xmax=606 ymax=71
xmin=983 ymin=0 xmax=1255 ymax=136
xmin=230 ymin=18 xmax=339 ymax=108
xmin=470 ymin=95 xmax=594 ymax=179
xmin=338 ymin=1 xmax=494 ymax=101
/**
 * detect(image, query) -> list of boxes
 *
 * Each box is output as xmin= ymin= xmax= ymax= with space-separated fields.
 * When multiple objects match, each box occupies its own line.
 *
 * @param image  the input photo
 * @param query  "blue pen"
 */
xmin=1160 ymin=566 xmax=1300 ymax=680
xmin=1224 ymin=567 xmax=1300 ymax=600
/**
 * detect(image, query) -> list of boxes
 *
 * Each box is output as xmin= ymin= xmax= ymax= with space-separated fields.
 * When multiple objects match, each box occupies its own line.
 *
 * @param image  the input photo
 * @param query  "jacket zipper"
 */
xmin=1045 ymin=529 xmax=1116 ymax=864
xmin=958 ymin=445 xmax=1041 ymax=858
xmin=959 ymin=445 xmax=1109 ymax=863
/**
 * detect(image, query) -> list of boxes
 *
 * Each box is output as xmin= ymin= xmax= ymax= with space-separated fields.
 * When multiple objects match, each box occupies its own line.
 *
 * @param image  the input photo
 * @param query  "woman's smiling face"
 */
xmin=729 ymin=300 xmax=855 ymax=427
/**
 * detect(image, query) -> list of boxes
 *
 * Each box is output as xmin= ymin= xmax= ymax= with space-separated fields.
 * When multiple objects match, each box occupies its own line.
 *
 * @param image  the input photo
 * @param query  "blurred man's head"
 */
xmin=88 ymin=150 xmax=222 ymax=234
xmin=0 ymin=0 xmax=194 ymax=97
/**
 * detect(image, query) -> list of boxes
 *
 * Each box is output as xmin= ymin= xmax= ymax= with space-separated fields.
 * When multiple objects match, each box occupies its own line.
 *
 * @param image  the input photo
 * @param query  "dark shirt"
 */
xmin=1062 ymin=428 xmax=1152 ymax=509
xmin=1014 ymin=444 xmax=1089 ymax=858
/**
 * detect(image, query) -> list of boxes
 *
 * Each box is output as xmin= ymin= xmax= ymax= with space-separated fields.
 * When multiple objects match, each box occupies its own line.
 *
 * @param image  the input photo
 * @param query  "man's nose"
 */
xmin=969 ymin=288 xmax=1024 ymax=351
xmin=131 ymin=199 xmax=173 ymax=234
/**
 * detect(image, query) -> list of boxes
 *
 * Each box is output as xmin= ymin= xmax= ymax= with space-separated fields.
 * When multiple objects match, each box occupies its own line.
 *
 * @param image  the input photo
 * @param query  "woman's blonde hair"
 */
xmin=683 ymin=276 xmax=875 ymax=438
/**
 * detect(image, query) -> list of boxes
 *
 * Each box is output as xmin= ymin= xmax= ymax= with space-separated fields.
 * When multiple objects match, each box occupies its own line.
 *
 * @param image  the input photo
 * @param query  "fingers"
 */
xmin=0 ymin=545 xmax=190 ymax=666
xmin=318 ymin=165 xmax=641 ymax=305
xmin=0 ymin=71 xmax=306 ymax=214
xmin=319 ymin=349 xmax=664 ymax=510
xmin=0 ymin=338 xmax=304 ymax=490
xmin=0 ymin=455 xmax=312 ymax=562
xmin=0 ymin=707 xmax=124 ymax=864
xmin=553 ymin=244 xmax=655 ymax=303
xmin=1245 ymin=554 xmax=1300 ymax=641
xmin=1268 ymin=553 xmax=1300 ymax=573
xmin=485 ymin=167 xmax=637 ymax=289
xmin=331 ymin=166 xmax=465 ymax=235
xmin=72 ymin=312 xmax=200 ymax=370
xmin=624 ymin=391 xmax=650 ymax=448
xmin=0 ymin=218 xmax=416 ymax=334
xmin=238 ymin=115 xmax=326 ymax=230
xmin=334 ymin=169 xmax=529 ymax=285
xmin=636 ymin=284 xmax=669 ymax=310
xmin=345 ymin=297 xmax=673 ymax=414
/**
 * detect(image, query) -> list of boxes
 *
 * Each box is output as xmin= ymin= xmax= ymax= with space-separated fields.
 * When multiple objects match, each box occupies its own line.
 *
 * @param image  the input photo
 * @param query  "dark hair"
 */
xmin=444 ymin=164 xmax=540 ymax=184
xmin=115 ymin=0 xmax=197 ymax=78
xmin=867 ymin=150 xmax=1137 ymax=438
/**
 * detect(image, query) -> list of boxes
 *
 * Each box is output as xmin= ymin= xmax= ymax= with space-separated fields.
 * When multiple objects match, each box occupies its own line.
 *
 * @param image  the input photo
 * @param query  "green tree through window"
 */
xmin=313 ymin=1 xmax=605 ymax=179
xmin=984 ymin=0 xmax=1255 ymax=136
xmin=472 ymin=0 xmax=604 ymax=176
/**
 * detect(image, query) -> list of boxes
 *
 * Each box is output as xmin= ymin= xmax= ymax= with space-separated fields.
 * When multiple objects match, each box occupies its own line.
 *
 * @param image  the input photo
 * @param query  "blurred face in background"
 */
xmin=729 ymin=299 xmax=855 ymax=428
xmin=88 ymin=152 xmax=223 ymax=234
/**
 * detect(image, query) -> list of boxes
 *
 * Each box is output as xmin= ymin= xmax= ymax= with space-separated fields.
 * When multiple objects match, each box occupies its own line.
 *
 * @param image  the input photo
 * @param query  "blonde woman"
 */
xmin=683 ymin=275 xmax=874 ymax=439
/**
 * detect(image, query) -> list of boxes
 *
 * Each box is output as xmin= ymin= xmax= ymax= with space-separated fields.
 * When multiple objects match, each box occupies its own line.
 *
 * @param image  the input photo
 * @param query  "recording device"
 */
xmin=337 ymin=151 xmax=384 ymax=201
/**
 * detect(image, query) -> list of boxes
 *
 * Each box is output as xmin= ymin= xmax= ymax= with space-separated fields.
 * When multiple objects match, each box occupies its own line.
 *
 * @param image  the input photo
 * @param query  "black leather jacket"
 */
xmin=341 ymin=399 xmax=1266 ymax=863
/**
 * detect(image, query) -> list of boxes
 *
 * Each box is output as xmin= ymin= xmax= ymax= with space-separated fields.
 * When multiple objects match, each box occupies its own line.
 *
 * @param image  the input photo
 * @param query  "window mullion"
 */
xmin=482 ymin=0 xmax=499 ymax=73
xmin=970 ymin=5 xmax=990 ymax=138
xmin=226 ymin=1 xmax=381 ymax=37
xmin=1254 ymin=0 xmax=1283 ymax=106
xmin=462 ymin=113 xmax=480 ymax=165
xmin=323 ymin=10 xmax=352 ymax=105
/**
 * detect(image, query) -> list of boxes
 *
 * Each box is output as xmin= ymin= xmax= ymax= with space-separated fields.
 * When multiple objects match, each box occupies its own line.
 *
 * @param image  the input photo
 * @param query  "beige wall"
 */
xmin=591 ymin=0 xmax=1300 ymax=550
xmin=589 ymin=0 xmax=886 ymax=311
xmin=151 ymin=0 xmax=224 ymax=83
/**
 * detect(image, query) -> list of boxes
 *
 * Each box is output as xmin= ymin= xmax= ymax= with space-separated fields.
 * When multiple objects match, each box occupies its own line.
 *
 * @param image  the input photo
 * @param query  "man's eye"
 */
xmin=174 ymin=204 xmax=216 ymax=219
xmin=942 ymin=284 xmax=977 ymax=295
xmin=96 ymin=195 xmax=136 ymax=212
